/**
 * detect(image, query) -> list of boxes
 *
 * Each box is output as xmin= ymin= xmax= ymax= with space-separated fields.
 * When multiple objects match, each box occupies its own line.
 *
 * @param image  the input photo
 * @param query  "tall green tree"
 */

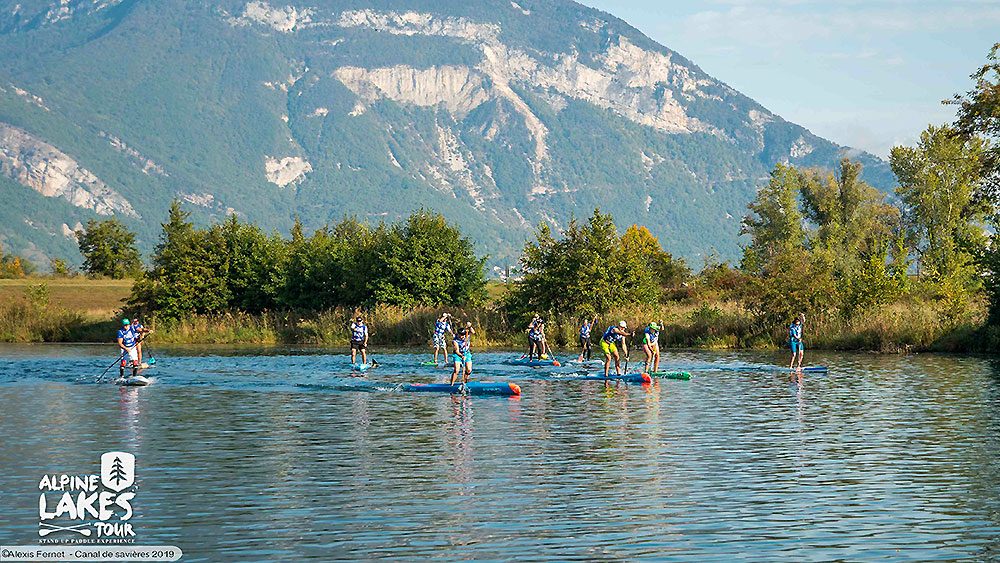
xmin=739 ymin=163 xmax=806 ymax=274
xmin=217 ymin=215 xmax=287 ymax=313
xmin=620 ymin=225 xmax=688 ymax=299
xmin=374 ymin=210 xmax=487 ymax=307
xmin=950 ymin=42 xmax=1000 ymax=210
xmin=890 ymin=125 xmax=988 ymax=317
xmin=800 ymin=159 xmax=907 ymax=317
xmin=281 ymin=217 xmax=382 ymax=311
xmin=739 ymin=163 xmax=839 ymax=325
xmin=950 ymin=43 xmax=1000 ymax=326
xmin=129 ymin=201 xmax=230 ymax=318
xmin=509 ymin=209 xmax=663 ymax=319
xmin=76 ymin=218 xmax=141 ymax=279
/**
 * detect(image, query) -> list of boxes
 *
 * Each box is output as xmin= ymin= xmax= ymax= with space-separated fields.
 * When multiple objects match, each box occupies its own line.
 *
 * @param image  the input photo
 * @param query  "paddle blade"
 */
xmin=148 ymin=357 xmax=156 ymax=365
xmin=552 ymin=360 xmax=561 ymax=367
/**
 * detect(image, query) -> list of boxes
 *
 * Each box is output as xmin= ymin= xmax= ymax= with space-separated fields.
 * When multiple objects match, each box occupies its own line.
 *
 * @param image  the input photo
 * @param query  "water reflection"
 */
xmin=0 ymin=346 xmax=998 ymax=560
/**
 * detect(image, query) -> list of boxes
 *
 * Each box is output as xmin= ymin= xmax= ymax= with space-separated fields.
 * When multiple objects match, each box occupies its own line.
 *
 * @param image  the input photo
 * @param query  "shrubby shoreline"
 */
xmin=0 ymin=292 xmax=994 ymax=354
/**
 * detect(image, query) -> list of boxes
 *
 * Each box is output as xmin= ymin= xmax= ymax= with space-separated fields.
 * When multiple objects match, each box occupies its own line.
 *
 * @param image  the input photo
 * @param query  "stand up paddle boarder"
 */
xmin=642 ymin=321 xmax=661 ymax=374
xmin=350 ymin=315 xmax=369 ymax=366
xmin=450 ymin=322 xmax=475 ymax=385
xmin=601 ymin=321 xmax=632 ymax=378
xmin=432 ymin=313 xmax=454 ymax=366
xmin=527 ymin=317 xmax=546 ymax=361
xmin=578 ymin=315 xmax=597 ymax=362
xmin=789 ymin=313 xmax=805 ymax=370
xmin=116 ymin=318 xmax=140 ymax=379
xmin=523 ymin=314 xmax=540 ymax=359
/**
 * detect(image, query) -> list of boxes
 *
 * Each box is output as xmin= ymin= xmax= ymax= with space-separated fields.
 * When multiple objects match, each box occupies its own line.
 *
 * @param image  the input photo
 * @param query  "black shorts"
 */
xmin=351 ymin=340 xmax=366 ymax=351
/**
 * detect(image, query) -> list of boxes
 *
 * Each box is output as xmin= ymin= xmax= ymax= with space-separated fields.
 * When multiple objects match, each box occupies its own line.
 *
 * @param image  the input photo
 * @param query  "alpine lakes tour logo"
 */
xmin=37 ymin=452 xmax=137 ymax=543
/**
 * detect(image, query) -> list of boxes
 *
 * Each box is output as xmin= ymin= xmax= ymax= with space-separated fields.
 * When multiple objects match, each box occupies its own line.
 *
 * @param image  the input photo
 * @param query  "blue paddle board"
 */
xmin=403 ymin=382 xmax=521 ymax=396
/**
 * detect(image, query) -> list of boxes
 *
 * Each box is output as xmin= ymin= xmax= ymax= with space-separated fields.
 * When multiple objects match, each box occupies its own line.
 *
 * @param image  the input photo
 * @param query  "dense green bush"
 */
xmin=506 ymin=209 xmax=687 ymax=322
xmin=129 ymin=203 xmax=487 ymax=319
xmin=77 ymin=218 xmax=142 ymax=279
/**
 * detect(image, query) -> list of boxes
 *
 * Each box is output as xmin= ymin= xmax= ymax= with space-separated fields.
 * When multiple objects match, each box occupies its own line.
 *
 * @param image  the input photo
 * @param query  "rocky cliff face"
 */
xmin=0 ymin=0 xmax=894 ymax=267
xmin=0 ymin=123 xmax=137 ymax=217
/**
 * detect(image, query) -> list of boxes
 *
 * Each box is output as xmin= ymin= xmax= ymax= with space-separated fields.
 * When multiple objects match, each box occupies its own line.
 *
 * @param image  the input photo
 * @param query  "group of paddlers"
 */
xmin=349 ymin=312 xmax=807 ymax=383
xmin=429 ymin=313 xmax=670 ymax=380
xmin=113 ymin=311 xmax=807 ymax=385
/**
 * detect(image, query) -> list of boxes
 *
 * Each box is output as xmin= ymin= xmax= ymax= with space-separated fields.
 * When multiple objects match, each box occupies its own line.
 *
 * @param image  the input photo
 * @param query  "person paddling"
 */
xmin=523 ymin=314 xmax=540 ymax=359
xmin=642 ymin=322 xmax=661 ymax=374
xmin=432 ymin=313 xmax=454 ymax=366
xmin=527 ymin=317 xmax=546 ymax=361
xmin=601 ymin=321 xmax=632 ymax=377
xmin=789 ymin=313 xmax=805 ymax=370
xmin=450 ymin=322 xmax=475 ymax=386
xmin=132 ymin=317 xmax=152 ymax=366
xmin=349 ymin=315 xmax=369 ymax=366
xmin=578 ymin=315 xmax=597 ymax=361
xmin=116 ymin=318 xmax=140 ymax=379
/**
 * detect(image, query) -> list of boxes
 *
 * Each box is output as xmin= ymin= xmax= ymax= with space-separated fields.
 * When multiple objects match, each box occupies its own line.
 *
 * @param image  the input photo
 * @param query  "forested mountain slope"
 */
xmin=0 ymin=0 xmax=894 ymax=267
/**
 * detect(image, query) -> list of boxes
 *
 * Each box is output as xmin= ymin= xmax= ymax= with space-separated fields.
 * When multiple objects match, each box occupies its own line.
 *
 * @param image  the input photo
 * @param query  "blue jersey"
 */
xmin=454 ymin=334 xmax=471 ymax=354
xmin=644 ymin=327 xmax=659 ymax=346
xmin=117 ymin=327 xmax=138 ymax=347
xmin=602 ymin=326 xmax=623 ymax=343
xmin=528 ymin=323 xmax=544 ymax=341
xmin=434 ymin=320 xmax=451 ymax=337
xmin=789 ymin=323 xmax=802 ymax=342
xmin=350 ymin=322 xmax=368 ymax=342
xmin=580 ymin=321 xmax=592 ymax=339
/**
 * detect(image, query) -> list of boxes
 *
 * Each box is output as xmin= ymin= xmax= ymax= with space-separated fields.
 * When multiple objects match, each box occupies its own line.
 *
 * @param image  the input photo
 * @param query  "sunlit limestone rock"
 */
xmin=0 ymin=123 xmax=138 ymax=217
xmin=264 ymin=156 xmax=312 ymax=187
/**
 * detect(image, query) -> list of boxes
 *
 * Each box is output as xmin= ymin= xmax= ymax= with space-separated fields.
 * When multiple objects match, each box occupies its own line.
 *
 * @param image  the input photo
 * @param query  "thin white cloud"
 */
xmin=681 ymin=4 xmax=1000 ymax=45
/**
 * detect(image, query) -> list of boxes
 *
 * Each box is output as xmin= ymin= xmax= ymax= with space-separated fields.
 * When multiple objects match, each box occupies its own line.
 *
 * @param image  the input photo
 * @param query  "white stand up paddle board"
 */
xmin=118 ymin=375 xmax=152 ymax=386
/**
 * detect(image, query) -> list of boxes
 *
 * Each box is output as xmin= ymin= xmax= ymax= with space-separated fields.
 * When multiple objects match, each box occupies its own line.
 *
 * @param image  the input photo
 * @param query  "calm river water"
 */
xmin=1 ymin=345 xmax=999 ymax=561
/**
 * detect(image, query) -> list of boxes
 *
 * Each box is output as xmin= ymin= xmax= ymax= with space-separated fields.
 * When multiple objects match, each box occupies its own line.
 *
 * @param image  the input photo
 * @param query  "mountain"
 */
xmin=0 ymin=0 xmax=895 ymax=269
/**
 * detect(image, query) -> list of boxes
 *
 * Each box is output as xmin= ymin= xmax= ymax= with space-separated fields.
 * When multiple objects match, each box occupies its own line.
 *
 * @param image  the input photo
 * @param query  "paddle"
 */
xmin=133 ymin=322 xmax=156 ymax=367
xmin=546 ymin=340 xmax=561 ymax=366
xmin=95 ymin=351 xmax=125 ymax=383
xmin=622 ymin=328 xmax=635 ymax=376
xmin=144 ymin=340 xmax=156 ymax=366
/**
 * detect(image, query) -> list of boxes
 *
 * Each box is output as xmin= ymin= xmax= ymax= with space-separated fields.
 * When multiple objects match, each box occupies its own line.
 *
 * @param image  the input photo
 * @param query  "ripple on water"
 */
xmin=0 ymin=346 xmax=998 ymax=560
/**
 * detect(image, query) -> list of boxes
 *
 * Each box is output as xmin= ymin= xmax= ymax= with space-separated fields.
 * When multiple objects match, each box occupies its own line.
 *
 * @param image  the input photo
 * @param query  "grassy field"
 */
xmin=0 ymin=278 xmax=994 ymax=352
xmin=0 ymin=278 xmax=130 ymax=342
xmin=485 ymin=280 xmax=511 ymax=303
xmin=0 ymin=278 xmax=131 ymax=316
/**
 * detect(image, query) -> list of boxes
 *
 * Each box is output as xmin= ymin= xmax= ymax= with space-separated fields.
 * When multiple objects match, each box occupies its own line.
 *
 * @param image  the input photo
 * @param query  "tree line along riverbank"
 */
xmin=1 ymin=46 xmax=999 ymax=353
xmin=0 ymin=271 xmax=992 ymax=354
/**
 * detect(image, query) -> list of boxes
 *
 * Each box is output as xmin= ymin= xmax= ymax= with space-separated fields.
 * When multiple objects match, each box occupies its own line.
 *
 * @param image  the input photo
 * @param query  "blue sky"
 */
xmin=582 ymin=0 xmax=998 ymax=157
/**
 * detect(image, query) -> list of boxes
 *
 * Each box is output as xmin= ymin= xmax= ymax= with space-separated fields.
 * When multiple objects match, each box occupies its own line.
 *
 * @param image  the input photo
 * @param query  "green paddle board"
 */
xmin=649 ymin=371 xmax=691 ymax=380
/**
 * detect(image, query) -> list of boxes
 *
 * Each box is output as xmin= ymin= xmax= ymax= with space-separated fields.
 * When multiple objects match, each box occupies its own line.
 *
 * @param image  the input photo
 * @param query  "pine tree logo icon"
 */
xmin=100 ymin=452 xmax=135 ymax=492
